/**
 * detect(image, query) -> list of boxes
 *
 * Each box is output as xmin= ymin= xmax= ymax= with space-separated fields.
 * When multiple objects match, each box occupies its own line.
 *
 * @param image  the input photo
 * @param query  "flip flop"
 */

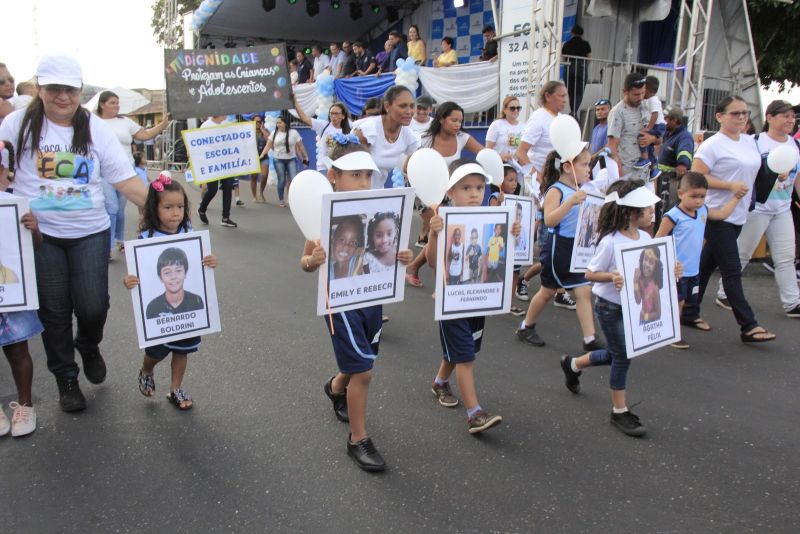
xmin=681 ymin=317 xmax=712 ymax=331
xmin=740 ymin=327 xmax=776 ymax=343
xmin=405 ymin=273 xmax=423 ymax=288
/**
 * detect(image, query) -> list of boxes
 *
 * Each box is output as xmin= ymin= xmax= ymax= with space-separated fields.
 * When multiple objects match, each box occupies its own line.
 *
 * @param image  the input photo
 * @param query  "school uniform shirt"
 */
xmin=421 ymin=131 xmax=471 ymax=167
xmin=663 ymin=204 xmax=707 ymax=277
xmin=0 ymin=109 xmax=135 ymax=239
xmin=310 ymin=118 xmax=343 ymax=171
xmin=520 ymin=108 xmax=558 ymax=175
xmin=547 ymin=182 xmax=580 ymax=237
xmin=103 ymin=116 xmax=142 ymax=163
xmin=486 ymin=118 xmax=525 ymax=159
xmin=588 ymin=229 xmax=650 ymax=304
xmin=272 ymin=129 xmax=303 ymax=160
xmin=356 ymin=115 xmax=420 ymax=188
xmin=607 ymin=100 xmax=650 ymax=174
xmin=694 ymin=132 xmax=761 ymax=225
xmin=753 ymin=134 xmax=800 ymax=215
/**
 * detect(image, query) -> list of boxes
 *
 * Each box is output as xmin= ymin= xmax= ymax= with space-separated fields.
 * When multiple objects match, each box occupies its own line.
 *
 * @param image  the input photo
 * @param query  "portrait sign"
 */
xmin=317 ymin=188 xmax=416 ymax=316
xmin=570 ymin=192 xmax=605 ymax=273
xmin=0 ymin=197 xmax=38 ymax=312
xmin=435 ymin=206 xmax=515 ymax=320
xmin=502 ymin=194 xmax=534 ymax=265
xmin=615 ymin=236 xmax=680 ymax=358
xmin=182 ymin=121 xmax=261 ymax=184
xmin=164 ymin=43 xmax=292 ymax=119
xmin=125 ymin=231 xmax=221 ymax=349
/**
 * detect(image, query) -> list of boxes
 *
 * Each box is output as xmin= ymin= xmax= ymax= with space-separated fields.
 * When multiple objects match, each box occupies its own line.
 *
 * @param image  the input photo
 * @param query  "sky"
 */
xmin=0 ymin=0 xmax=168 ymax=89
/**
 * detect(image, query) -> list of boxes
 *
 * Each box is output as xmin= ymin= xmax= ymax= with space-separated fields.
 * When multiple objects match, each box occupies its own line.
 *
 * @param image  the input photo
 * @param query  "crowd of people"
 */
xmin=0 ymin=51 xmax=797 ymax=479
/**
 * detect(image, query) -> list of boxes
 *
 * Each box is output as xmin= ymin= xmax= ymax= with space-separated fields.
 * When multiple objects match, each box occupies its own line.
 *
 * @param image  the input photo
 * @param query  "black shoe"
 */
xmin=610 ymin=410 xmax=646 ymax=437
xmin=79 ymin=349 xmax=107 ymax=384
xmin=516 ymin=323 xmax=545 ymax=346
xmin=220 ymin=218 xmax=238 ymax=228
xmin=785 ymin=304 xmax=800 ymax=318
xmin=559 ymin=355 xmax=581 ymax=394
xmin=198 ymin=209 xmax=209 ymax=224
xmin=324 ymin=377 xmax=349 ymax=422
xmin=236 ymin=199 xmax=245 ymax=207
xmin=582 ymin=338 xmax=606 ymax=352
xmin=56 ymin=377 xmax=87 ymax=413
xmin=554 ymin=292 xmax=577 ymax=310
xmin=347 ymin=435 xmax=386 ymax=472
xmin=515 ymin=280 xmax=530 ymax=301
xmin=715 ymin=297 xmax=731 ymax=311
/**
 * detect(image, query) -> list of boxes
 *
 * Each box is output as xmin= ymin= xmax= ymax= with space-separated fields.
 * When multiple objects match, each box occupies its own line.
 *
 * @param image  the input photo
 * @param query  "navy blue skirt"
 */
xmin=539 ymin=232 xmax=589 ymax=289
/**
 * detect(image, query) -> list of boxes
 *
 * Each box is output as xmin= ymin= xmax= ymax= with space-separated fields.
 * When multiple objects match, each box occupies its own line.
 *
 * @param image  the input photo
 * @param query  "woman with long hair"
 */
xmin=0 ymin=56 xmax=148 ymax=412
xmin=95 ymin=90 xmax=170 ymax=258
xmin=515 ymin=80 xmax=568 ymax=180
xmin=292 ymin=93 xmax=351 ymax=171
xmin=407 ymin=25 xmax=427 ymax=65
xmin=261 ymin=113 xmax=309 ymax=207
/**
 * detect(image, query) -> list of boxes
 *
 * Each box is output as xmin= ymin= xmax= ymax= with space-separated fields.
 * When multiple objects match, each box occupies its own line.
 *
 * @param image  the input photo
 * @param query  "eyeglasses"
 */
xmin=724 ymin=110 xmax=751 ymax=118
xmin=0 ymin=77 xmax=14 ymax=85
xmin=43 ymin=85 xmax=80 ymax=97
xmin=329 ymin=110 xmax=344 ymax=116
xmin=335 ymin=237 xmax=358 ymax=249
xmin=507 ymin=106 xmax=522 ymax=111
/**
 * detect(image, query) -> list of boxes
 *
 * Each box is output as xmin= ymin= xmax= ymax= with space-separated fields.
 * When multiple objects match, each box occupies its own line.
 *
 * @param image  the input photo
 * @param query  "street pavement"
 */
xmin=1 ymin=175 xmax=798 ymax=533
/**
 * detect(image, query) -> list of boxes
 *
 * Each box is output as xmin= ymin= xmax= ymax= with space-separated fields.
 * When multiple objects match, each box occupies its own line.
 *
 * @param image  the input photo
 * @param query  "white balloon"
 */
xmin=549 ymin=114 xmax=583 ymax=161
xmin=407 ymin=148 xmax=449 ymax=207
xmin=288 ymin=170 xmax=333 ymax=241
xmin=767 ymin=144 xmax=798 ymax=175
xmin=476 ymin=148 xmax=505 ymax=186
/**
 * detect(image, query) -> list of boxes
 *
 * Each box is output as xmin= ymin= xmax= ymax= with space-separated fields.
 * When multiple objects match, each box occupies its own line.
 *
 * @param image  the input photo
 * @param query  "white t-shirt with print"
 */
xmin=753 ymin=133 xmax=799 ymax=215
xmin=311 ymin=118 xmax=343 ymax=171
xmin=520 ymin=108 xmax=558 ymax=175
xmin=588 ymin=229 xmax=650 ymax=304
xmin=102 ymin=116 xmax=142 ymax=163
xmin=356 ymin=115 xmax=420 ymax=188
xmin=486 ymin=118 xmax=525 ymax=159
xmin=272 ymin=129 xmax=302 ymax=160
xmin=0 ymin=109 xmax=135 ymax=239
xmin=694 ymin=132 xmax=761 ymax=225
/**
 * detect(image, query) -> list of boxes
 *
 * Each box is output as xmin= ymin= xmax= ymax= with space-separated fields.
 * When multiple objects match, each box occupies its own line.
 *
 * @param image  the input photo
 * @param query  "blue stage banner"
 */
xmin=334 ymin=74 xmax=397 ymax=118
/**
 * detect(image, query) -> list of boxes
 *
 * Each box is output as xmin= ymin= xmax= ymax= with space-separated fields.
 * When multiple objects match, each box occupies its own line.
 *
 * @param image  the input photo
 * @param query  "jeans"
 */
xmin=199 ymin=177 xmax=234 ymax=219
xmin=102 ymin=180 xmax=127 ymax=250
xmin=274 ymin=158 xmax=298 ymax=201
xmin=716 ymin=209 xmax=799 ymax=311
xmin=682 ymin=220 xmax=758 ymax=332
xmin=587 ymin=297 xmax=629 ymax=390
xmin=34 ymin=230 xmax=111 ymax=379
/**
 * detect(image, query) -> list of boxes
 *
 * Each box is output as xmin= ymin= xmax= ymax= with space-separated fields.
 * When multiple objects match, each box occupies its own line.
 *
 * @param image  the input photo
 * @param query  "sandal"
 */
xmin=681 ymin=317 xmax=712 ymax=332
xmin=740 ymin=327 xmax=776 ymax=343
xmin=510 ymin=305 xmax=525 ymax=316
xmin=167 ymin=388 xmax=193 ymax=410
xmin=117 ymin=242 xmax=125 ymax=254
xmin=405 ymin=273 xmax=423 ymax=288
xmin=138 ymin=370 xmax=155 ymax=397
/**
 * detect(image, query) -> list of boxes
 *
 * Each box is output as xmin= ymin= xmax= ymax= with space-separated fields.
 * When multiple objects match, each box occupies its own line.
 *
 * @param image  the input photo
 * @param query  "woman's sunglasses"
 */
xmin=507 ymin=106 xmax=522 ymax=111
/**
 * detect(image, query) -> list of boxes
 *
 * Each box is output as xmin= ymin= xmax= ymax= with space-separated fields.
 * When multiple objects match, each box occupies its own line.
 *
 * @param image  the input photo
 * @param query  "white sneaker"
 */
xmin=0 ymin=407 xmax=8 ymax=436
xmin=10 ymin=402 xmax=36 ymax=437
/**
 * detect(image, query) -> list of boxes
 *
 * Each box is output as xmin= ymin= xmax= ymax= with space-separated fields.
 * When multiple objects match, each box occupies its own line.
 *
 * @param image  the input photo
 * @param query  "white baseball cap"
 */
xmin=329 ymin=151 xmax=379 ymax=172
xmin=36 ymin=55 xmax=83 ymax=88
xmin=447 ymin=162 xmax=491 ymax=190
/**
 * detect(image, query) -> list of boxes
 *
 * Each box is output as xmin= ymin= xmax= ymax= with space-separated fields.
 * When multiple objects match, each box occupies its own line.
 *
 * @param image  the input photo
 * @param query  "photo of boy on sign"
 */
xmin=146 ymin=247 xmax=205 ymax=320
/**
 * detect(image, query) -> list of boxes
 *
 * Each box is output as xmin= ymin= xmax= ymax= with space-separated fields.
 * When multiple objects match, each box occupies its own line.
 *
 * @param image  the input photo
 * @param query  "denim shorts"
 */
xmin=676 ymin=275 xmax=700 ymax=304
xmin=0 ymin=310 xmax=44 ymax=347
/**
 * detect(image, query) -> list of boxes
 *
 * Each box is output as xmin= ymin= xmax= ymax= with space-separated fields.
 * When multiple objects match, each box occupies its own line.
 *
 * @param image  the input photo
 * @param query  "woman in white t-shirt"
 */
xmin=292 ymin=93 xmax=351 ymax=171
xmin=486 ymin=95 xmax=525 ymax=163
xmin=682 ymin=95 xmax=775 ymax=342
xmin=515 ymin=81 xmax=567 ymax=179
xmin=0 ymin=56 xmax=148 ymax=411
xmin=262 ymin=115 xmax=309 ymax=207
xmin=354 ymin=86 xmax=420 ymax=189
xmin=95 ymin=90 xmax=170 ymax=256
xmin=715 ymin=100 xmax=800 ymax=317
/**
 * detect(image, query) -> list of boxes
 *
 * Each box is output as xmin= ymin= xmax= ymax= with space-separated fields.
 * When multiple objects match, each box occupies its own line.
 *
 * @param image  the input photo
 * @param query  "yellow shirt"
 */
xmin=488 ymin=236 xmax=504 ymax=263
xmin=408 ymin=40 xmax=425 ymax=63
xmin=436 ymin=49 xmax=458 ymax=67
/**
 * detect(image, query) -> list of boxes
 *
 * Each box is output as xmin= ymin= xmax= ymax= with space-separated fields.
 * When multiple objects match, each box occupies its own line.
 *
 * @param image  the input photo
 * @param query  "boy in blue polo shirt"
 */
xmin=655 ymin=172 xmax=745 ymax=348
xmin=426 ymin=159 xmax=520 ymax=434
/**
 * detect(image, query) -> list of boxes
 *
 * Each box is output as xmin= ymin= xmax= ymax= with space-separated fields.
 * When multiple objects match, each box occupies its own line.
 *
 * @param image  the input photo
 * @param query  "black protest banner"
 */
xmin=164 ymin=43 xmax=292 ymax=119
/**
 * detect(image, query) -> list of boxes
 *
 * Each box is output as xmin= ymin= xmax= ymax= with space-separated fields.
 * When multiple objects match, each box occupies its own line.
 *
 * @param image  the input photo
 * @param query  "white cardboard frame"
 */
xmin=0 ymin=197 xmax=39 ymax=312
xmin=503 ymin=194 xmax=535 ymax=265
xmin=570 ymin=192 xmax=605 ymax=273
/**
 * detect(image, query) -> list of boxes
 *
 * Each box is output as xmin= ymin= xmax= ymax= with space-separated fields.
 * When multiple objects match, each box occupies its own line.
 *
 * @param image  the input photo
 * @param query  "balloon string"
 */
xmin=435 ymin=204 xmax=448 ymax=292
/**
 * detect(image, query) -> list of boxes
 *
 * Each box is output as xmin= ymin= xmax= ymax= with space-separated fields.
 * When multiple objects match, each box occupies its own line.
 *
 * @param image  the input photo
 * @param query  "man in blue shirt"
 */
xmin=658 ymin=107 xmax=694 ymax=177
xmin=590 ymin=99 xmax=610 ymax=154
xmin=385 ymin=31 xmax=407 ymax=73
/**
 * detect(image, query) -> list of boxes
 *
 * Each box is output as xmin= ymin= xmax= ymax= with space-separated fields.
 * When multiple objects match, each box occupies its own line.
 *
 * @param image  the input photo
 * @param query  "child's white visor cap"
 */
xmin=447 ymin=163 xmax=491 ymax=190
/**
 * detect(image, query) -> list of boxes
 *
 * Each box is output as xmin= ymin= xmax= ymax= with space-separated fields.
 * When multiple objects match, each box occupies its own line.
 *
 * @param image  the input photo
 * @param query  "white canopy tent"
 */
xmin=84 ymin=86 xmax=150 ymax=116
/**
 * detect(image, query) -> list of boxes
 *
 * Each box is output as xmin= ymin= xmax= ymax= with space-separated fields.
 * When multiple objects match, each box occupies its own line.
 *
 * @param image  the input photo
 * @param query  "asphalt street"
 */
xmin=1 ymin=174 xmax=798 ymax=533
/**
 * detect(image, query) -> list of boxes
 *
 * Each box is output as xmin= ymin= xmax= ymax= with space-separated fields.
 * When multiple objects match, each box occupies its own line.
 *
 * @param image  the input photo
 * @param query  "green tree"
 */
xmin=151 ymin=0 xmax=203 ymax=47
xmin=748 ymin=0 xmax=800 ymax=88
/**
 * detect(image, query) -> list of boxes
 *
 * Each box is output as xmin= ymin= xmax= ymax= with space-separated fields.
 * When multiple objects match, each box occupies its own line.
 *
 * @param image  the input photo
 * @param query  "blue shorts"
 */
xmin=677 ymin=274 xmax=700 ymax=305
xmin=325 ymin=305 xmax=382 ymax=374
xmin=540 ymin=232 xmax=589 ymax=289
xmin=439 ymin=316 xmax=485 ymax=364
xmin=145 ymin=336 xmax=201 ymax=359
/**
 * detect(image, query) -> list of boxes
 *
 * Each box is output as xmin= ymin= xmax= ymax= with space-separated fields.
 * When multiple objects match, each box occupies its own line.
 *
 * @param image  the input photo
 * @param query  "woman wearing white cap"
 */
xmin=0 ymin=55 xmax=149 ymax=413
